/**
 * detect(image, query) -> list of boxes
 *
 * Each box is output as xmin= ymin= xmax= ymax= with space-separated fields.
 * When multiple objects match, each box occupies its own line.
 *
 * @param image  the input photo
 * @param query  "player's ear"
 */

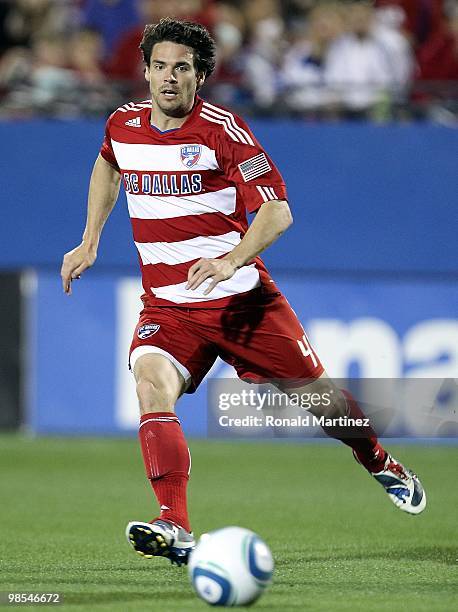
xmin=144 ymin=65 xmax=150 ymax=83
xmin=196 ymin=72 xmax=206 ymax=91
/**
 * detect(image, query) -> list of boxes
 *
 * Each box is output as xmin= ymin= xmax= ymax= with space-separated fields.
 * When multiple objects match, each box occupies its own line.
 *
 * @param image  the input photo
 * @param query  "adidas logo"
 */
xmin=125 ymin=116 xmax=141 ymax=128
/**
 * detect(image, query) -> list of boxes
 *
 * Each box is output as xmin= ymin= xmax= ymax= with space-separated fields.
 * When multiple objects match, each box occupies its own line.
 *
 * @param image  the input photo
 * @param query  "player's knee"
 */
xmin=135 ymin=379 xmax=176 ymax=414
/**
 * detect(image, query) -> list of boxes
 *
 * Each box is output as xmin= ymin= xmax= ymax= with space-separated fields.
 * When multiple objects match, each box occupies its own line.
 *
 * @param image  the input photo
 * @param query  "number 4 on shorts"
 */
xmin=297 ymin=333 xmax=318 ymax=367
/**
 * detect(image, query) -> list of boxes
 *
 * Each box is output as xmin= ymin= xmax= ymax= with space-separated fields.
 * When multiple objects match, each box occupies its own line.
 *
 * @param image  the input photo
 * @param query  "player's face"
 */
xmin=146 ymin=41 xmax=204 ymax=117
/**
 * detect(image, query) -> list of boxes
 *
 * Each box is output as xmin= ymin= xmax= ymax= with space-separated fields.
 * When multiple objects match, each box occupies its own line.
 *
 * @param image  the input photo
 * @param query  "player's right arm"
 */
xmin=61 ymin=154 xmax=121 ymax=294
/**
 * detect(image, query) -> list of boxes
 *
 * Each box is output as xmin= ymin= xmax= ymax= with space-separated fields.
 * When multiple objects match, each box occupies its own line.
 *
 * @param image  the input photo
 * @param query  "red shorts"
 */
xmin=129 ymin=291 xmax=324 ymax=392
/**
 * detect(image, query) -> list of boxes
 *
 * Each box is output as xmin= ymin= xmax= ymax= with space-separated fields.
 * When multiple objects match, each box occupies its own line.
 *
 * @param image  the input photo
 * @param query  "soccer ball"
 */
xmin=188 ymin=526 xmax=274 ymax=606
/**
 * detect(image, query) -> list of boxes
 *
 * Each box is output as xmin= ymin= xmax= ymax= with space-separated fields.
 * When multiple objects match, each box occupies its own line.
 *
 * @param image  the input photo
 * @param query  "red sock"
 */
xmin=321 ymin=390 xmax=387 ymax=472
xmin=139 ymin=411 xmax=191 ymax=532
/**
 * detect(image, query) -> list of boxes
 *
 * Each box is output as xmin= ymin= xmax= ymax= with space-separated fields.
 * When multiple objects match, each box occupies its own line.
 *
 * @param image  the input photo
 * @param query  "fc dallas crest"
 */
xmin=180 ymin=144 xmax=202 ymax=168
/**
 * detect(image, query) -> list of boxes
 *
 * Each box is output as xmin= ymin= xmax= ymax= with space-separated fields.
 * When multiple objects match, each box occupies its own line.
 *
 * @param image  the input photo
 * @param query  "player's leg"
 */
xmin=125 ymin=306 xmax=218 ymax=564
xmin=279 ymin=373 xmax=426 ymax=514
xmin=279 ymin=372 xmax=385 ymax=470
xmin=134 ymin=352 xmax=190 ymax=530
xmin=126 ymin=351 xmax=196 ymax=565
xmin=218 ymin=293 xmax=425 ymax=515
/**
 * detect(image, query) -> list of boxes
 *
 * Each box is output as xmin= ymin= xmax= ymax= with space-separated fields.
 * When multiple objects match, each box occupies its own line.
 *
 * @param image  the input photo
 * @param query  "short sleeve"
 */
xmin=215 ymin=115 xmax=288 ymax=213
xmin=100 ymin=115 xmax=120 ymax=171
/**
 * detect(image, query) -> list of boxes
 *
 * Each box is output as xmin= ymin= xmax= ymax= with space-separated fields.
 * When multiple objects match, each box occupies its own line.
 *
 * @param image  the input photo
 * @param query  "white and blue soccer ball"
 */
xmin=188 ymin=526 xmax=274 ymax=606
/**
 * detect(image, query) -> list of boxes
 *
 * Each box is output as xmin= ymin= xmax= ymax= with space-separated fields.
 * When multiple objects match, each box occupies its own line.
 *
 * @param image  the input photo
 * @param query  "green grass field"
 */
xmin=0 ymin=436 xmax=456 ymax=611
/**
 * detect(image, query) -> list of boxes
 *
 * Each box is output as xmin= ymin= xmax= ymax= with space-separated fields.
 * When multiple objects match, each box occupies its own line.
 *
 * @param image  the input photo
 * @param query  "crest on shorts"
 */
xmin=180 ymin=144 xmax=201 ymax=168
xmin=137 ymin=324 xmax=160 ymax=339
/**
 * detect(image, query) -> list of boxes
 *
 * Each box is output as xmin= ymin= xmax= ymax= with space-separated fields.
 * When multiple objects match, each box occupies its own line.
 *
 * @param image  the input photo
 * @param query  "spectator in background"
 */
xmin=325 ymin=1 xmax=412 ymax=115
xmin=375 ymin=0 xmax=443 ymax=46
xmin=373 ymin=1 xmax=414 ymax=91
xmin=417 ymin=1 xmax=458 ymax=81
xmin=67 ymin=26 xmax=123 ymax=114
xmin=0 ymin=32 xmax=75 ymax=115
xmin=28 ymin=32 xmax=76 ymax=108
xmin=241 ymin=0 xmax=286 ymax=110
xmin=281 ymin=3 xmax=344 ymax=113
xmin=207 ymin=2 xmax=246 ymax=106
xmin=69 ymin=27 xmax=107 ymax=84
xmin=68 ymin=26 xmax=114 ymax=97
xmin=82 ymin=0 xmax=141 ymax=57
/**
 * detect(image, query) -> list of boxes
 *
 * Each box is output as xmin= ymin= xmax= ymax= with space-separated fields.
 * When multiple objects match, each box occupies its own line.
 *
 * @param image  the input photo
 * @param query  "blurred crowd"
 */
xmin=0 ymin=0 xmax=456 ymax=122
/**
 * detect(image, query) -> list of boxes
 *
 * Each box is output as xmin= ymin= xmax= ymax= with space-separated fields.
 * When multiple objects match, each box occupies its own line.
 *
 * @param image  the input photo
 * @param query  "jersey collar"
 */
xmin=148 ymin=96 xmax=203 ymax=135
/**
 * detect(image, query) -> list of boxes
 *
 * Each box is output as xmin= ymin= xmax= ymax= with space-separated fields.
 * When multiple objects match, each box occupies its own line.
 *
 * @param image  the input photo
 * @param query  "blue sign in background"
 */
xmin=28 ymin=272 xmax=458 ymax=436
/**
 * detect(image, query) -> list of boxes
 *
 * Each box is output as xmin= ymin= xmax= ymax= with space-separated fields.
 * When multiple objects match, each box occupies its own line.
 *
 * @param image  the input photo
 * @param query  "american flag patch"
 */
xmin=238 ymin=153 xmax=271 ymax=182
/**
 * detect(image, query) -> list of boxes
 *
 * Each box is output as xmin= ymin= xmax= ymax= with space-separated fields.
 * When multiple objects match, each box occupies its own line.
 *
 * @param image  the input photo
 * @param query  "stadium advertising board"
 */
xmin=28 ymin=273 xmax=458 ymax=437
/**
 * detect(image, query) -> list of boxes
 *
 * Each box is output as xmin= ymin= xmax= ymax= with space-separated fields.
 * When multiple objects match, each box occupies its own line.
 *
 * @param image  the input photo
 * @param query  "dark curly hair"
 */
xmin=140 ymin=18 xmax=217 ymax=78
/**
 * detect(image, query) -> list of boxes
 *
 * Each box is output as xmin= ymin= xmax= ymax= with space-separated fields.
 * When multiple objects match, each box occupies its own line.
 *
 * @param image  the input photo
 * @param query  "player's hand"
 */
xmin=61 ymin=243 xmax=97 ymax=295
xmin=186 ymin=257 xmax=238 ymax=295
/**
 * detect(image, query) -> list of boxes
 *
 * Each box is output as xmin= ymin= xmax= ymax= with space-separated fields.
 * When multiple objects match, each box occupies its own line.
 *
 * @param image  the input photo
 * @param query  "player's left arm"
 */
xmin=186 ymin=198 xmax=292 ymax=295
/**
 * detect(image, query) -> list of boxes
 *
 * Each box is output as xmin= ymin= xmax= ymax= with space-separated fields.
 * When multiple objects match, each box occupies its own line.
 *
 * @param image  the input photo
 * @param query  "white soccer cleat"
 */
xmin=359 ymin=453 xmax=427 ymax=515
xmin=126 ymin=519 xmax=196 ymax=566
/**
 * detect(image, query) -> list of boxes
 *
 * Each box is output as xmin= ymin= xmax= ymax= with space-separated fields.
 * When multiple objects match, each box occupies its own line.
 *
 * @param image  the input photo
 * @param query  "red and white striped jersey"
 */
xmin=100 ymin=96 xmax=288 ymax=308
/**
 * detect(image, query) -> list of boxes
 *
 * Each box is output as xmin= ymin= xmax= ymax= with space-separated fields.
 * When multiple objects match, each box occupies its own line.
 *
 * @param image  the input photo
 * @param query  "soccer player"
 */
xmin=61 ymin=18 xmax=426 ymax=566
